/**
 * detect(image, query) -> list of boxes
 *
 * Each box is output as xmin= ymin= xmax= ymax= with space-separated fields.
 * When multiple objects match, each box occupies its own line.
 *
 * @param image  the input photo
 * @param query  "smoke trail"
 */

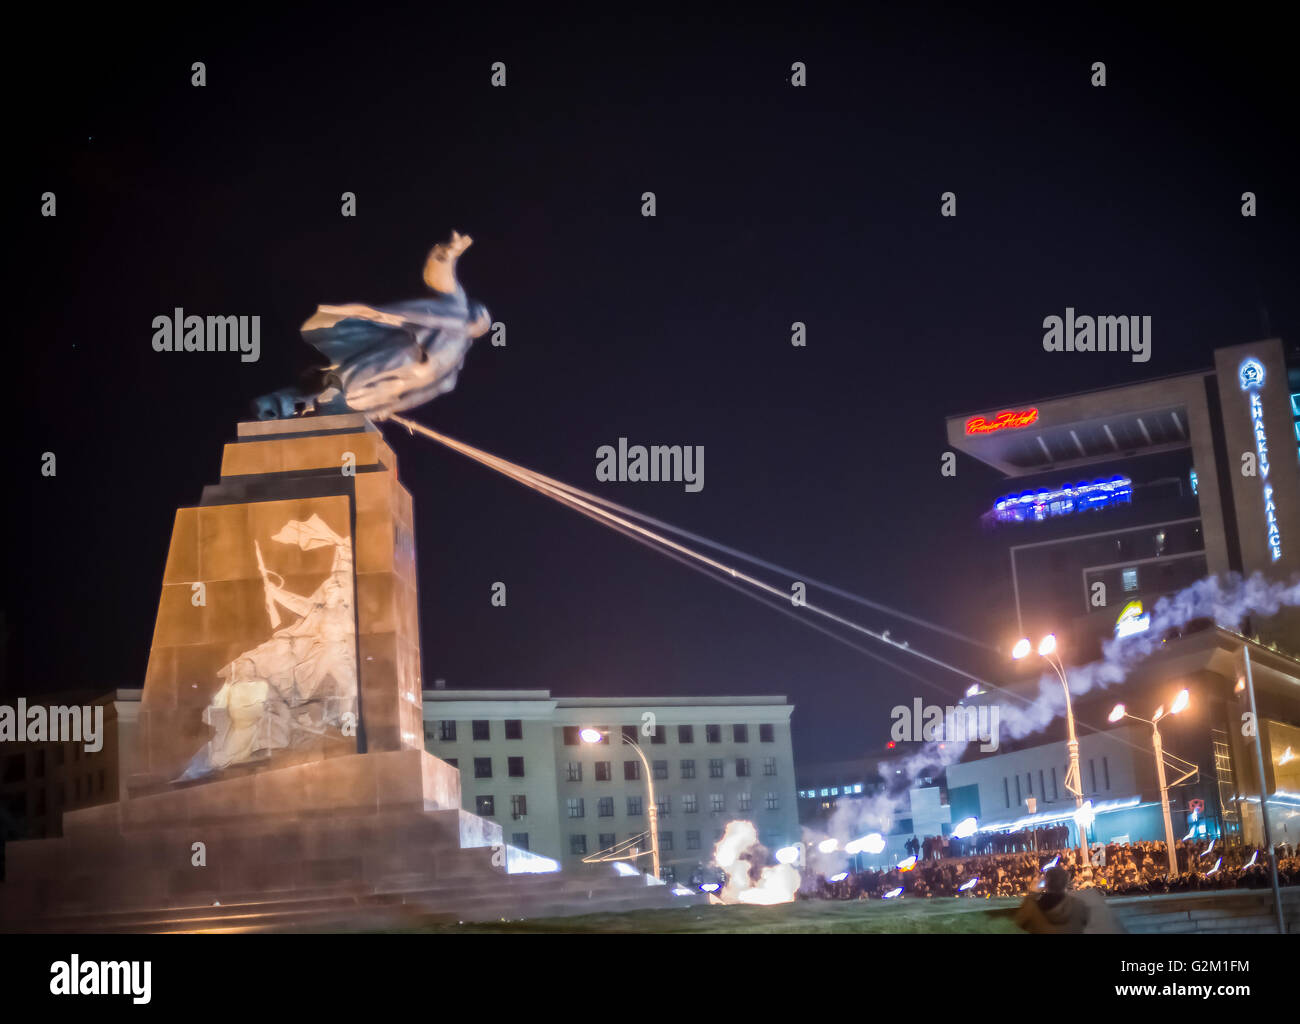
xmin=871 ymin=571 xmax=1300 ymax=831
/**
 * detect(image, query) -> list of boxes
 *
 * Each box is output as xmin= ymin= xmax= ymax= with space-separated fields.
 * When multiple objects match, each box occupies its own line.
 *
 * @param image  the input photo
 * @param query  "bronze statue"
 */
xmin=253 ymin=231 xmax=490 ymax=420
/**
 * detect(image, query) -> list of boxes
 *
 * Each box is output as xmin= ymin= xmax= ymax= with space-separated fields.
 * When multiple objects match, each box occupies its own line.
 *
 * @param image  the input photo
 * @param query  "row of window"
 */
xmin=562 ymin=724 xmax=776 ymax=746
xmin=565 ymin=757 xmax=777 ymax=782
xmin=440 ymin=757 xmax=525 ymax=779
xmin=564 ymin=792 xmax=780 ymax=818
xmin=473 ymin=794 xmax=529 ymax=819
xmin=1001 ymin=757 xmax=1111 ymax=808
xmin=431 ymin=719 xmax=525 ymax=743
xmin=798 ymin=784 xmax=865 ymax=799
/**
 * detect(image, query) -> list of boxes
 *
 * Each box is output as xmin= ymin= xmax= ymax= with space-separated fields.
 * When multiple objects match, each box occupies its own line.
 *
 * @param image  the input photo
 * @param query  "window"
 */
xmin=1103 ymin=756 xmax=1110 ymax=790
xmin=1089 ymin=759 xmax=1098 ymax=794
xmin=649 ymin=725 xmax=666 ymax=744
xmin=1014 ymin=775 xmax=1021 ymax=805
xmin=1025 ymin=772 xmax=1032 ymax=796
xmin=733 ymin=725 xmax=748 ymax=743
xmin=683 ymin=794 xmax=698 ymax=813
xmin=680 ymin=759 xmax=696 ymax=779
xmin=764 ymin=792 xmax=779 ymax=810
xmin=1051 ymin=766 xmax=1058 ymax=801
xmin=759 ymin=723 xmax=775 ymax=743
xmin=710 ymin=793 xmax=725 ymax=813
xmin=474 ymin=757 xmax=492 ymax=779
xmin=567 ymin=797 xmax=585 ymax=819
xmin=511 ymin=833 xmax=529 ymax=850
xmin=660 ymin=831 xmax=674 ymax=851
xmin=475 ymin=795 xmax=495 ymax=816
xmin=1122 ymin=567 xmax=1139 ymax=592
xmin=570 ymin=834 xmax=588 ymax=856
xmin=762 ymin=757 xmax=776 ymax=777
xmin=508 ymin=756 xmax=525 ymax=778
xmin=510 ymin=794 xmax=527 ymax=819
xmin=736 ymin=758 xmax=750 ymax=778
xmin=622 ymin=725 xmax=639 ymax=743
xmin=598 ymin=796 xmax=614 ymax=817
xmin=598 ymin=833 xmax=616 ymax=850
xmin=653 ymin=760 xmax=668 ymax=781
xmin=472 ymin=720 xmax=490 ymax=741
xmin=738 ymin=792 xmax=752 ymax=812
xmin=706 ymin=724 xmax=722 ymax=743
xmin=623 ymin=760 xmax=640 ymax=781
xmin=595 ymin=760 xmax=612 ymax=781
xmin=709 ymin=758 xmax=724 ymax=779
xmin=677 ymin=725 xmax=694 ymax=743
xmin=445 ymin=757 xmax=458 ymax=769
xmin=438 ymin=720 xmax=457 ymax=742
xmin=1039 ymin=770 xmax=1046 ymax=802
xmin=566 ymin=761 xmax=583 ymax=782
xmin=563 ymin=726 xmax=581 ymax=746
xmin=686 ymin=830 xmax=701 ymax=850
xmin=656 ymin=797 xmax=671 ymax=817
xmin=1004 ymin=777 xmax=1011 ymax=808
xmin=504 ymin=719 xmax=523 ymax=740
xmin=627 ymin=796 xmax=643 ymax=816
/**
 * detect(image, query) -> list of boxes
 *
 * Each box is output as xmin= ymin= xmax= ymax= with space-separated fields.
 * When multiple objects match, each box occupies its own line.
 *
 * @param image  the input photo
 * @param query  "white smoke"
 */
xmin=711 ymin=820 xmax=801 ymax=904
xmin=872 ymin=572 xmax=1300 ymax=826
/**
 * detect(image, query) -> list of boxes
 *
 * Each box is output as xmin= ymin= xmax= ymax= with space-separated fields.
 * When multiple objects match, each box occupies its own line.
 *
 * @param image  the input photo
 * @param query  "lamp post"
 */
xmin=1013 ymin=633 xmax=1090 ymax=868
xmin=1108 ymin=689 xmax=1195 ymax=880
xmin=580 ymin=727 xmax=660 ymax=881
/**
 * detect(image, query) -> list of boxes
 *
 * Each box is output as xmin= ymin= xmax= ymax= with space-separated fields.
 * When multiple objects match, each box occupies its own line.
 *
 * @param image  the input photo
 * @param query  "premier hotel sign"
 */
xmin=1239 ymin=357 xmax=1282 ymax=562
xmin=965 ymin=407 xmax=1039 ymax=435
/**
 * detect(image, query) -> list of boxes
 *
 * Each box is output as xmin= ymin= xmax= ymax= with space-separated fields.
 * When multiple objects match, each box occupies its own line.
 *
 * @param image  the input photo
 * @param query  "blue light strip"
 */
xmin=989 ymin=475 xmax=1132 ymax=524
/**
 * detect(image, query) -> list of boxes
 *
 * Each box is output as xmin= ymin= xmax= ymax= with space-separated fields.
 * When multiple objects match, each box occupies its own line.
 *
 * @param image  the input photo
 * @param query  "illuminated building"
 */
xmin=939 ymin=337 xmax=1300 ymax=850
xmin=420 ymin=689 xmax=800 ymax=883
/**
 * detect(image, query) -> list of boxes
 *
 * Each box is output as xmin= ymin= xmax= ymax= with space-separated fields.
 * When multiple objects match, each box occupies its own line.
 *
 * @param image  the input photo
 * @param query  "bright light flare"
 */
xmin=1170 ymin=689 xmax=1190 ymax=715
xmin=829 ymin=872 xmax=848 ymax=882
xmin=1279 ymin=746 xmax=1294 ymax=766
xmin=897 ymin=856 xmax=917 ymax=871
xmin=1037 ymin=634 xmax=1057 ymax=657
xmin=1206 ymin=857 xmax=1222 ymax=876
xmin=1245 ymin=850 xmax=1258 ymax=868
xmin=700 ymin=882 xmax=720 ymax=892
xmin=1072 ymin=801 xmax=1095 ymax=829
xmin=1041 ymin=855 xmax=1059 ymax=871
xmin=958 ymin=877 xmax=978 ymax=891
xmin=817 ymin=838 xmax=839 ymax=854
xmin=579 ymin=728 xmax=603 ymax=744
xmin=1108 ymin=703 xmax=1126 ymax=723
xmin=1011 ymin=638 xmax=1031 ymax=660
xmin=965 ymin=683 xmax=981 ymax=697
xmin=775 ymin=845 xmax=801 ymax=865
xmin=883 ymin=887 xmax=903 ymax=899
xmin=952 ymin=817 xmax=978 ymax=839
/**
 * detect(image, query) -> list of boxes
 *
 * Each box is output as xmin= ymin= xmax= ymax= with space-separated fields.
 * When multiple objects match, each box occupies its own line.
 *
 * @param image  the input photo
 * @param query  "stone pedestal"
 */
xmin=0 ymin=415 xmax=693 ymax=930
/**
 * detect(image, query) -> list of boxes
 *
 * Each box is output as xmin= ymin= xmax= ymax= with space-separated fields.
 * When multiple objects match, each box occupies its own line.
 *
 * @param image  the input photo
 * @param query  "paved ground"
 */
xmin=407 ymin=896 xmax=1026 ymax=933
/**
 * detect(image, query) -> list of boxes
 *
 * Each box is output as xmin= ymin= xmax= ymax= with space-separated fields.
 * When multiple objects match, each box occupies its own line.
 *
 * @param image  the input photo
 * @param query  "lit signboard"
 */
xmin=1115 ymin=600 xmax=1150 ymax=638
xmin=965 ymin=407 xmax=1039 ymax=435
xmin=990 ymin=475 xmax=1131 ymax=523
xmin=1239 ymin=358 xmax=1282 ymax=562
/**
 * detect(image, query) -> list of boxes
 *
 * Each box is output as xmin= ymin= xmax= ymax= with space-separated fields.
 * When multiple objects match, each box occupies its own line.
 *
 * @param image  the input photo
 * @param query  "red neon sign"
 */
xmin=965 ymin=407 xmax=1039 ymax=435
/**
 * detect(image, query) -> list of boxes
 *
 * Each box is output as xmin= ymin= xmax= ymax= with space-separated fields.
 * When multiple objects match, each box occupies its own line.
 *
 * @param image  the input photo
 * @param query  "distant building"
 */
xmin=421 ymin=690 xmax=800 ymax=882
xmin=0 ymin=689 xmax=140 ymax=877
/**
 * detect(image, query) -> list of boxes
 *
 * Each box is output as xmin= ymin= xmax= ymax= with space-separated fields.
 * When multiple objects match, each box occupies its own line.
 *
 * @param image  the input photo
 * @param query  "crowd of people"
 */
xmin=904 ymin=825 xmax=1073 ymax=861
xmin=805 ymin=837 xmax=1300 ymax=901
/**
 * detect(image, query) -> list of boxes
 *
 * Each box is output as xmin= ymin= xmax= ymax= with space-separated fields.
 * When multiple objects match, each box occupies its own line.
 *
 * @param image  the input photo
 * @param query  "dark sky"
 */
xmin=10 ymin=6 xmax=1298 ymax=764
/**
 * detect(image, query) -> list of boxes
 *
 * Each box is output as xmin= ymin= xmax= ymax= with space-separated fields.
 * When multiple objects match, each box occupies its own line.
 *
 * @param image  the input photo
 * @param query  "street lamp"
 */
xmin=1013 ymin=632 xmax=1090 ymax=867
xmin=581 ymin=726 xmax=660 ymax=881
xmin=1108 ymin=689 xmax=1197 ymax=879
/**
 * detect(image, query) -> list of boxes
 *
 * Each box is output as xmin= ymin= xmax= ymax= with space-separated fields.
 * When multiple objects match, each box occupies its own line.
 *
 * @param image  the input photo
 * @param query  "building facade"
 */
xmin=421 ymin=689 xmax=800 ymax=881
xmin=939 ymin=338 xmax=1300 ymax=851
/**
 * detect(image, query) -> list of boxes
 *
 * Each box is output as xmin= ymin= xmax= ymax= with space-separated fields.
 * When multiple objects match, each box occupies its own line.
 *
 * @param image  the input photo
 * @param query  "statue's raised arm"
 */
xmin=253 ymin=231 xmax=490 ymax=421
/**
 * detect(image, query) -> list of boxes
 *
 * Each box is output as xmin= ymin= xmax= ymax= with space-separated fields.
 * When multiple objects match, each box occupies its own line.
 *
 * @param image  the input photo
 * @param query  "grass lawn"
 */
xmin=405 ymin=897 xmax=1025 ymax=934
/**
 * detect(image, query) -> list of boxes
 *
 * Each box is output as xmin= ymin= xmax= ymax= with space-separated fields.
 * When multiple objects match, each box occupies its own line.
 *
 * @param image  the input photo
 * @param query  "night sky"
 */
xmin=11 ymin=7 xmax=1298 ymax=765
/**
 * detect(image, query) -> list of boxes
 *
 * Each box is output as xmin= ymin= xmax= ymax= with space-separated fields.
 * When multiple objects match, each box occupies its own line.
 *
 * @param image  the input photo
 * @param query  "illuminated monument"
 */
xmin=0 ymin=237 xmax=692 ymax=930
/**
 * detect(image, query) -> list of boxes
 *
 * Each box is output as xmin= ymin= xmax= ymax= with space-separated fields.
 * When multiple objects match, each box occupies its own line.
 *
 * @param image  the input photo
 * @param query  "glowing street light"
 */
xmin=581 ymin=726 xmax=660 ymax=880
xmin=817 ymin=838 xmax=839 ymax=854
xmin=1108 ymin=689 xmax=1196 ymax=879
xmin=1013 ymin=632 xmax=1088 ymax=865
